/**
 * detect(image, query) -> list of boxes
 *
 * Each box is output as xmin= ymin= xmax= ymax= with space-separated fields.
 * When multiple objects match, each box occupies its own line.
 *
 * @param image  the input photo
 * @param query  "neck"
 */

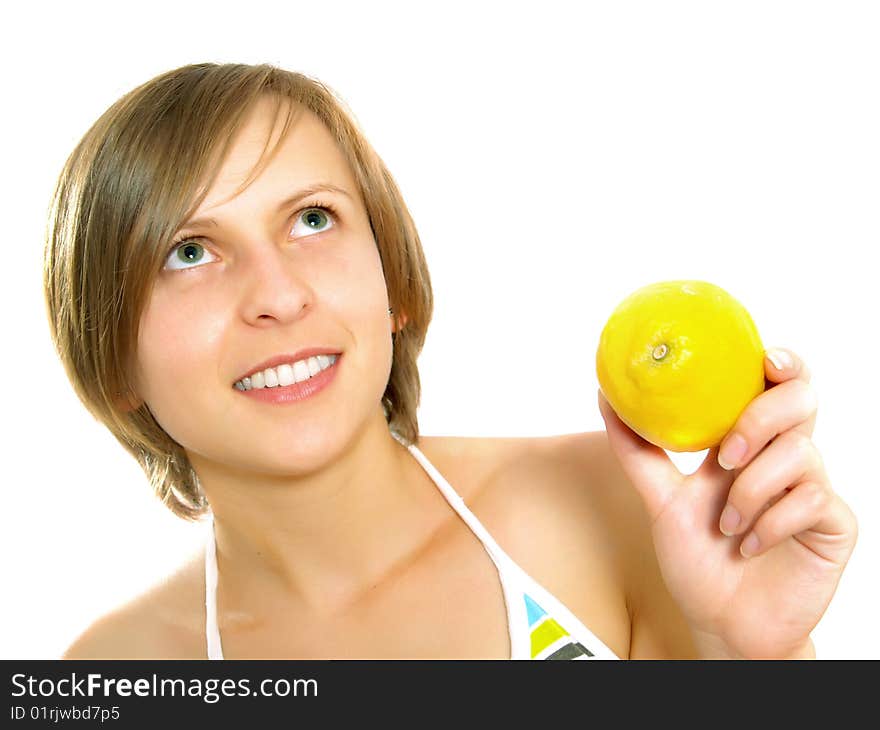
xmin=195 ymin=415 xmax=441 ymax=617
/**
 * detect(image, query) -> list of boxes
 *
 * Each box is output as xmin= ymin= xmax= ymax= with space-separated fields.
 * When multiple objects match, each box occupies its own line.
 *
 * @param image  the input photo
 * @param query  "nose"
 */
xmin=236 ymin=242 xmax=315 ymax=325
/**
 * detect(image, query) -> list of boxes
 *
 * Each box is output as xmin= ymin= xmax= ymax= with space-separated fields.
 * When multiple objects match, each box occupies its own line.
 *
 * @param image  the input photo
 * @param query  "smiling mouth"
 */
xmin=233 ymin=353 xmax=340 ymax=391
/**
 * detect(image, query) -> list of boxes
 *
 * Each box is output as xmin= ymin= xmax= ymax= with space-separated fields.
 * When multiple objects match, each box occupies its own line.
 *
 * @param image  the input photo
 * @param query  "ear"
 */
xmin=113 ymin=391 xmax=143 ymax=413
xmin=391 ymin=310 xmax=409 ymax=334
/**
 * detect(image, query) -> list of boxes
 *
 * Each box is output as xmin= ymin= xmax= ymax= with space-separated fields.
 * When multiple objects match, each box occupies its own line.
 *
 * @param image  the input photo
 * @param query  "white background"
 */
xmin=2 ymin=0 xmax=877 ymax=659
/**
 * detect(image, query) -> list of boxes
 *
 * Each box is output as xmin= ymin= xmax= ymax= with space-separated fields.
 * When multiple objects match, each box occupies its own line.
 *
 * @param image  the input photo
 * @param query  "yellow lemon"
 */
xmin=595 ymin=280 xmax=766 ymax=452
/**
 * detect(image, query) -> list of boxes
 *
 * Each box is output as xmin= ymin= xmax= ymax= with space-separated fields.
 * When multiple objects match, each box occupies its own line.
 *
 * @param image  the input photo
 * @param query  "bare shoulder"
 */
xmin=415 ymin=433 xmax=534 ymax=499
xmin=420 ymin=432 xmax=635 ymax=658
xmin=478 ymin=431 xmax=636 ymax=598
xmin=424 ymin=431 xmax=698 ymax=659
xmin=418 ymin=431 xmax=623 ymax=552
xmin=62 ymin=553 xmax=206 ymax=660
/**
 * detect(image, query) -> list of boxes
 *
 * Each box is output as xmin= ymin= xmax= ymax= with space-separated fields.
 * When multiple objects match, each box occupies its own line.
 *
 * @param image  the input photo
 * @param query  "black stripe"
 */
xmin=545 ymin=641 xmax=595 ymax=660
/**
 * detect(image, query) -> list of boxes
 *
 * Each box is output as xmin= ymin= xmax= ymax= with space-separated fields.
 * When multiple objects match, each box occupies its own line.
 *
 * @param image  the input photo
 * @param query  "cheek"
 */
xmin=134 ymin=295 xmax=232 ymax=457
xmin=135 ymin=293 xmax=227 ymax=413
xmin=324 ymin=240 xmax=389 ymax=316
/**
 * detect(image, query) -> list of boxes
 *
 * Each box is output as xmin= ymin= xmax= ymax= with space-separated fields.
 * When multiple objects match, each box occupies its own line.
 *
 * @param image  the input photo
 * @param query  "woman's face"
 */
xmin=133 ymin=97 xmax=395 ymax=475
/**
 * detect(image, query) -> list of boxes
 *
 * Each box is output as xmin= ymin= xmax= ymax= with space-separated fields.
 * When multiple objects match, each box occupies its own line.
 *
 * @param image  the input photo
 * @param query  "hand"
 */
xmin=598 ymin=348 xmax=858 ymax=659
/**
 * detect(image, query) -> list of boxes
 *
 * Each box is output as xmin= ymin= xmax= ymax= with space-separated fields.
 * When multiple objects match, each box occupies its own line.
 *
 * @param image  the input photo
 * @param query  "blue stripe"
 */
xmin=524 ymin=593 xmax=547 ymax=627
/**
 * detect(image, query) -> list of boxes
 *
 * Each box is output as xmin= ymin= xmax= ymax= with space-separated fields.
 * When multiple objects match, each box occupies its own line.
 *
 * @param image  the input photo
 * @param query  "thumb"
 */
xmin=597 ymin=389 xmax=684 ymax=521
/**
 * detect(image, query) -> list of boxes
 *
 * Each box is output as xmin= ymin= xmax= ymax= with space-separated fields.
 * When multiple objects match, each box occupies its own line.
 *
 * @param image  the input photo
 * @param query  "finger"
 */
xmin=761 ymin=347 xmax=817 ymax=439
xmin=736 ymin=479 xmax=832 ymax=559
xmin=598 ymin=389 xmax=683 ymax=521
xmin=718 ymin=430 xmax=825 ymax=537
xmin=764 ymin=347 xmax=812 ymax=385
xmin=716 ymin=378 xmax=818 ymax=472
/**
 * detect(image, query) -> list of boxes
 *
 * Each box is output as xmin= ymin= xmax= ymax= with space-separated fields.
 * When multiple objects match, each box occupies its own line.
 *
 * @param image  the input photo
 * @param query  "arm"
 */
xmin=593 ymin=434 xmax=701 ymax=659
xmin=598 ymin=429 xmax=820 ymax=660
xmin=689 ymin=629 xmax=816 ymax=660
xmin=544 ymin=430 xmax=700 ymax=659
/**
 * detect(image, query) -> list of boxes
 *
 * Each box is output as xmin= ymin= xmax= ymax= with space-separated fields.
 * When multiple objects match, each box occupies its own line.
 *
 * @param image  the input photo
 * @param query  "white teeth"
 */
xmin=264 ymin=368 xmax=279 ymax=388
xmin=293 ymin=359 xmax=310 ymax=382
xmin=277 ymin=363 xmax=295 ymax=386
xmin=235 ymin=354 xmax=338 ymax=391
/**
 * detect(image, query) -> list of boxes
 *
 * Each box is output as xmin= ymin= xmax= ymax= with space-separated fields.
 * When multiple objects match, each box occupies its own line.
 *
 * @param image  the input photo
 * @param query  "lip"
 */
xmin=234 ymin=347 xmax=343 ymax=384
xmin=236 ymin=353 xmax=341 ymax=404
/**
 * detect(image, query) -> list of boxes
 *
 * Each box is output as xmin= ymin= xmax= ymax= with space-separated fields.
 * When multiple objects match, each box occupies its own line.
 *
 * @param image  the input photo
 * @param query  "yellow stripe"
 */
xmin=530 ymin=618 xmax=570 ymax=658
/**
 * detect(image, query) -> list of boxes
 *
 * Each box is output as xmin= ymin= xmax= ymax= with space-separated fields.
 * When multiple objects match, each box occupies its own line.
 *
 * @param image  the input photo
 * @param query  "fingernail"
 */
xmin=740 ymin=532 xmax=760 ymax=558
xmin=719 ymin=504 xmax=741 ymax=536
xmin=766 ymin=348 xmax=793 ymax=371
xmin=718 ymin=433 xmax=747 ymax=470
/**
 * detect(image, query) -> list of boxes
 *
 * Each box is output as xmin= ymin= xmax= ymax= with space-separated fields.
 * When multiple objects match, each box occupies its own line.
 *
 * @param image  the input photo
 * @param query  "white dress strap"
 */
xmin=393 ymin=433 xmax=529 ymax=658
xmin=394 ymin=432 xmax=620 ymax=660
xmin=204 ymin=513 xmax=224 ymax=659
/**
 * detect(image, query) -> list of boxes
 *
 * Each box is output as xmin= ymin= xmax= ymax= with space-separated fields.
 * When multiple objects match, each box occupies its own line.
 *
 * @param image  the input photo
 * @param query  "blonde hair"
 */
xmin=43 ymin=62 xmax=434 ymax=521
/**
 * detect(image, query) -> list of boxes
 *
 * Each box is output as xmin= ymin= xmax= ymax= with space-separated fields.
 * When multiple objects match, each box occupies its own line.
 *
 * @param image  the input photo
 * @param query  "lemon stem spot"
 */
xmin=652 ymin=343 xmax=668 ymax=361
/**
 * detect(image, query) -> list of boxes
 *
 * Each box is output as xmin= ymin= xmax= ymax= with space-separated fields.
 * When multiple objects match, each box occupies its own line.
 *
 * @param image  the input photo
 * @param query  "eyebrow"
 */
xmin=179 ymin=183 xmax=352 ymax=230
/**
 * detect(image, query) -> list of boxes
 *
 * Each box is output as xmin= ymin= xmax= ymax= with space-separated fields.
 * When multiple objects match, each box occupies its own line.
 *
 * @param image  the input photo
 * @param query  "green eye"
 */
xmin=164 ymin=240 xmax=216 ymax=271
xmin=163 ymin=202 xmax=337 ymax=273
xmin=301 ymin=208 xmax=330 ymax=231
xmin=177 ymin=243 xmax=205 ymax=264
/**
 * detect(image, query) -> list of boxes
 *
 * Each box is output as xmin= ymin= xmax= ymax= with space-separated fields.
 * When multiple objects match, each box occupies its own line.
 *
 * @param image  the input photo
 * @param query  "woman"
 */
xmin=46 ymin=62 xmax=857 ymax=659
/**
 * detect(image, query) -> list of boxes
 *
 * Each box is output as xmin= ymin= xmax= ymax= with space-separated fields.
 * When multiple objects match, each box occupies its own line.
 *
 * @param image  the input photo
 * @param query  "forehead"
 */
xmin=191 ymin=97 xmax=357 ymax=217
